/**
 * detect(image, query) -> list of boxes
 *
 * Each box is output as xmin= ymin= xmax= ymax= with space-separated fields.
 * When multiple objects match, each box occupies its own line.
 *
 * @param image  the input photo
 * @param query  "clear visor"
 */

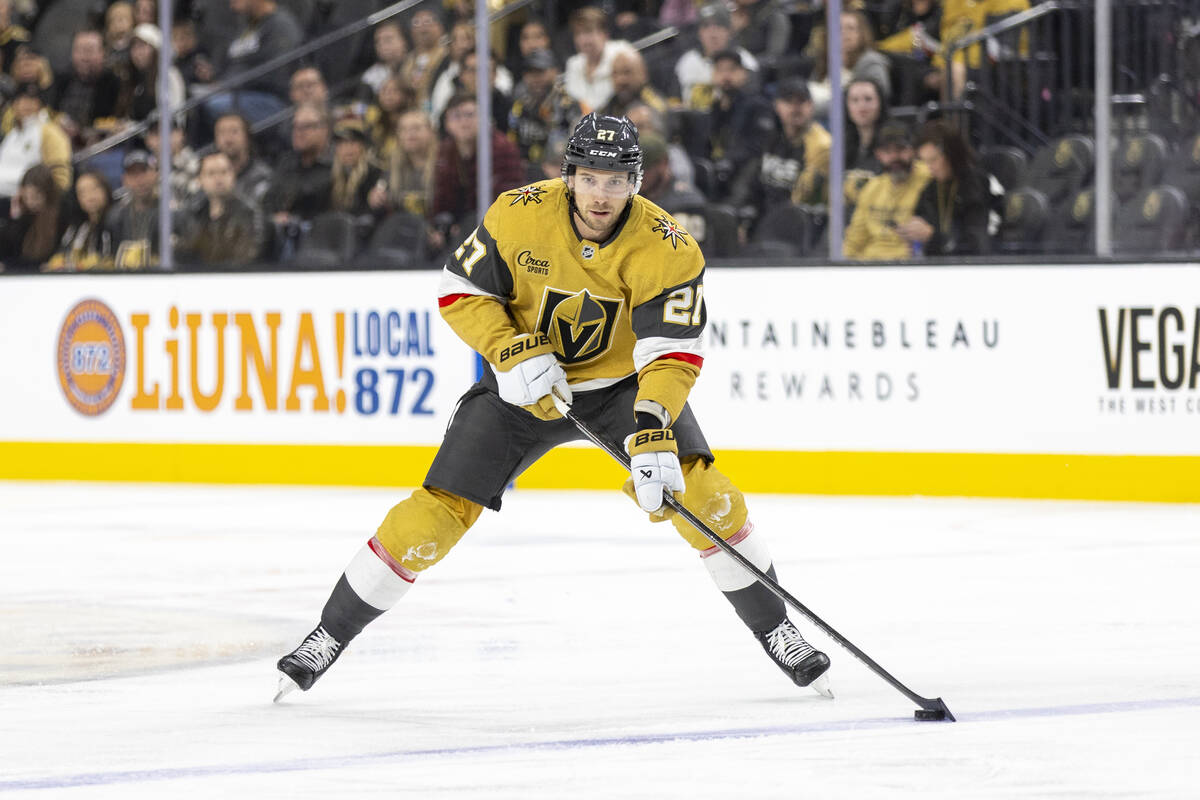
xmin=571 ymin=170 xmax=636 ymax=197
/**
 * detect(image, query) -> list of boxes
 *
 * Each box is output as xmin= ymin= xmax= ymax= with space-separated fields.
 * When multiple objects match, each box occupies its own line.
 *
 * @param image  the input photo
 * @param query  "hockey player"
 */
xmin=275 ymin=113 xmax=832 ymax=701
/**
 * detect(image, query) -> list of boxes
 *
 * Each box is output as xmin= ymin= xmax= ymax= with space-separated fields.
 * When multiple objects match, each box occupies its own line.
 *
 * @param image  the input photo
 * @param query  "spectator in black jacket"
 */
xmin=176 ymin=151 xmax=262 ymax=266
xmin=50 ymin=30 xmax=123 ymax=148
xmin=729 ymin=78 xmax=831 ymax=220
xmin=905 ymin=120 xmax=997 ymax=256
xmin=105 ymin=149 xmax=160 ymax=269
xmin=263 ymin=102 xmax=333 ymax=226
xmin=705 ymin=49 xmax=775 ymax=201
xmin=213 ymin=112 xmax=273 ymax=205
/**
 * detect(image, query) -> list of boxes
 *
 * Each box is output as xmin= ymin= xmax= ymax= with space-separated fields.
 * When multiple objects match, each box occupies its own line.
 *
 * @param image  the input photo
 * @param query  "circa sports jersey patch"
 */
xmin=536 ymin=286 xmax=623 ymax=364
xmin=506 ymin=185 xmax=547 ymax=206
xmin=650 ymin=215 xmax=690 ymax=249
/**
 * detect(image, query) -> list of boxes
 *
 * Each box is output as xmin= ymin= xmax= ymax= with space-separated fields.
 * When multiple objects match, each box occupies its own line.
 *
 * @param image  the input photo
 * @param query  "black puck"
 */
xmin=914 ymin=708 xmax=947 ymax=721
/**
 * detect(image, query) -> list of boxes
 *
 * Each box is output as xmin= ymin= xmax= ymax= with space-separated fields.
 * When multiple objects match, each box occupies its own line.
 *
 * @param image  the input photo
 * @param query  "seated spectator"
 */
xmin=330 ymin=119 xmax=387 ymax=219
xmin=843 ymin=122 xmax=932 ymax=260
xmin=46 ymin=169 xmax=116 ymax=271
xmin=104 ymin=2 xmax=135 ymax=69
xmin=289 ymin=66 xmax=328 ymax=111
xmin=134 ymin=0 xmax=157 ymax=26
xmin=359 ymin=20 xmax=408 ymax=99
xmin=675 ymin=2 xmax=758 ymax=111
xmin=0 ymin=83 xmax=71 ymax=201
xmin=429 ymin=20 xmax=477 ymax=120
xmin=213 ymin=111 xmax=273 ymax=204
xmin=263 ymin=102 xmax=333 ymax=250
xmin=600 ymin=46 xmax=667 ymax=120
xmin=506 ymin=17 xmax=555 ymax=80
xmin=387 ymin=109 xmax=437 ymax=218
xmin=7 ymin=45 xmax=54 ymax=102
xmin=119 ymin=24 xmax=185 ymax=123
xmin=732 ymin=78 xmax=831 ymax=224
xmin=705 ymin=49 xmax=775 ymax=201
xmin=638 ymin=131 xmax=706 ymax=219
xmin=144 ymin=119 xmax=199 ymax=208
xmin=0 ymin=164 xmax=68 ymax=271
xmin=431 ymin=93 xmax=524 ymax=240
xmin=202 ymin=0 xmax=304 ymax=129
xmin=507 ymin=48 xmax=581 ymax=167
xmin=843 ymin=78 xmax=890 ymax=206
xmin=433 ymin=42 xmax=516 ymax=126
xmin=176 ymin=151 xmax=261 ymax=266
xmin=731 ymin=0 xmax=791 ymax=77
xmin=385 ymin=108 xmax=444 ymax=254
xmin=0 ymin=0 xmax=32 ymax=78
xmin=106 ymin=149 xmax=160 ymax=268
xmin=398 ymin=7 xmax=449 ymax=112
xmin=808 ymin=11 xmax=893 ymax=117
xmin=908 ymin=120 xmax=997 ymax=255
xmin=50 ymin=29 xmax=123 ymax=148
xmin=452 ymin=49 xmax=512 ymax=134
xmin=563 ymin=6 xmax=628 ymax=113
xmin=365 ymin=74 xmax=416 ymax=161
xmin=170 ymin=18 xmax=213 ymax=89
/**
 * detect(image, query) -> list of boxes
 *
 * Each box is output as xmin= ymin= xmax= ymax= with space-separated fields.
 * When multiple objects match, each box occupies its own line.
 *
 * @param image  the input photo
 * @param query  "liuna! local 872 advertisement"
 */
xmin=0 ymin=264 xmax=1197 ymax=498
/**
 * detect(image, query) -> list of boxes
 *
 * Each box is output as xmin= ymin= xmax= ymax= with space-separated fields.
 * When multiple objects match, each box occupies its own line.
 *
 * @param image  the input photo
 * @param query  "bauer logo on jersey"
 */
xmin=56 ymin=298 xmax=127 ymax=416
xmin=536 ymin=287 xmax=623 ymax=364
xmin=650 ymin=215 xmax=690 ymax=250
xmin=506 ymin=185 xmax=547 ymax=206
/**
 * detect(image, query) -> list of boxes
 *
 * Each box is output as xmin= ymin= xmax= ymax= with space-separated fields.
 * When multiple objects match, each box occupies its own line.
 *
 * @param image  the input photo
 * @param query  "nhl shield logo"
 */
xmin=536 ymin=287 xmax=622 ymax=364
xmin=580 ymin=243 xmax=596 ymax=259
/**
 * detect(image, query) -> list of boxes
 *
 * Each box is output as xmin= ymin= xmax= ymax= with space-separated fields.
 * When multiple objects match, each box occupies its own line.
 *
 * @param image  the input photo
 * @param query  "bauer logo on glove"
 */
xmin=493 ymin=333 xmax=572 ymax=421
xmin=624 ymin=428 xmax=684 ymax=519
xmin=497 ymin=333 xmax=553 ymax=365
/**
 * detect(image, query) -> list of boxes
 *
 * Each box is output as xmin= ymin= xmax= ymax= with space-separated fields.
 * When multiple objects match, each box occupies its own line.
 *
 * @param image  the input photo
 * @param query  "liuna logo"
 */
xmin=1099 ymin=306 xmax=1199 ymax=390
xmin=57 ymin=299 xmax=127 ymax=415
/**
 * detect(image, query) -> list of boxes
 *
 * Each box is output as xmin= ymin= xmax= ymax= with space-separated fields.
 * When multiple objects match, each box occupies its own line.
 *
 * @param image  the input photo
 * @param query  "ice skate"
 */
xmin=274 ymin=625 xmax=345 ymax=703
xmin=756 ymin=619 xmax=833 ymax=698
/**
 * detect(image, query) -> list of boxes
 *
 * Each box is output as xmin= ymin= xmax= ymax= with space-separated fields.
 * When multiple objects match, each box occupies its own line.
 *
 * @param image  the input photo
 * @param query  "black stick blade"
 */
xmin=914 ymin=698 xmax=956 ymax=722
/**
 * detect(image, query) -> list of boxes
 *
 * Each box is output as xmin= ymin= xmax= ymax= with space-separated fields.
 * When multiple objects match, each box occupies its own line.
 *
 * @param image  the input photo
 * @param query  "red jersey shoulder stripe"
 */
xmin=658 ymin=351 xmax=704 ymax=368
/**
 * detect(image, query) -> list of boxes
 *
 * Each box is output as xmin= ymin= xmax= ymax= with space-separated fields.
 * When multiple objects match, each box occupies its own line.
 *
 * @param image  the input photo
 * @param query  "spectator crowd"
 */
xmin=0 ymin=0 xmax=1195 ymax=271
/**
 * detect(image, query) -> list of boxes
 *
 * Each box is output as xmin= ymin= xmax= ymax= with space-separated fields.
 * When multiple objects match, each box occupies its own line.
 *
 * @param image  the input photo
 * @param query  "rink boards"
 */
xmin=0 ymin=264 xmax=1196 ymax=502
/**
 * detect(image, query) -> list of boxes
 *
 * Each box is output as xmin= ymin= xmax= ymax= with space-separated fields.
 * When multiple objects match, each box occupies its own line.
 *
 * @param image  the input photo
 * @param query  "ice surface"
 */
xmin=1 ymin=482 xmax=1198 ymax=798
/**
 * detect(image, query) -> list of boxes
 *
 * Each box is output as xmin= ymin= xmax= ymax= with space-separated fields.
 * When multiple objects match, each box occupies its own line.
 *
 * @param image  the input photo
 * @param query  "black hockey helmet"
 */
xmin=561 ymin=112 xmax=643 ymax=194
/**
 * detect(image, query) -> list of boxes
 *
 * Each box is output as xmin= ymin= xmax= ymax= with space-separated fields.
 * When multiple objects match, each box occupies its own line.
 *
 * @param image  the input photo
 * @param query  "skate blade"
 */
xmin=273 ymin=674 xmax=300 ymax=704
xmin=809 ymin=673 xmax=834 ymax=699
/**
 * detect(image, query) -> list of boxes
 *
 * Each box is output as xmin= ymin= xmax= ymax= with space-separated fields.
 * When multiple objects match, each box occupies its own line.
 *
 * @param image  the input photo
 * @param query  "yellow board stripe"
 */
xmin=0 ymin=442 xmax=1196 ymax=503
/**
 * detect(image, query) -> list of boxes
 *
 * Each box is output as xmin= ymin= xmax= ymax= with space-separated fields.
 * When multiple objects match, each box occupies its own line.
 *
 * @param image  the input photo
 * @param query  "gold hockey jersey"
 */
xmin=438 ymin=179 xmax=706 ymax=423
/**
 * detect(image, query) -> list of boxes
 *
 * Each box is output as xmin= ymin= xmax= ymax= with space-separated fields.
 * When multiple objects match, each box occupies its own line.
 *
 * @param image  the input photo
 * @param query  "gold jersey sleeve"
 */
xmin=439 ymin=179 xmax=707 ymax=418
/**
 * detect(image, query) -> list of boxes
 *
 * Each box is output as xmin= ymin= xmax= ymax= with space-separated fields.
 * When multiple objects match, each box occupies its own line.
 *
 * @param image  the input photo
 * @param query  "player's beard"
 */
xmin=575 ymin=205 xmax=619 ymax=240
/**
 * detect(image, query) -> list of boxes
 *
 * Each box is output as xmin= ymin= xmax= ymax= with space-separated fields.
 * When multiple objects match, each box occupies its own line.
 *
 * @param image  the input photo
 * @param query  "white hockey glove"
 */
xmin=493 ymin=333 xmax=572 ymax=420
xmin=624 ymin=428 xmax=685 ymax=521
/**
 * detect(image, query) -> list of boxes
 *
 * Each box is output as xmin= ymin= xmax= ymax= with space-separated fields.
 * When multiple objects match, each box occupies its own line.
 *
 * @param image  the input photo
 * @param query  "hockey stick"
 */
xmin=559 ymin=400 xmax=956 ymax=722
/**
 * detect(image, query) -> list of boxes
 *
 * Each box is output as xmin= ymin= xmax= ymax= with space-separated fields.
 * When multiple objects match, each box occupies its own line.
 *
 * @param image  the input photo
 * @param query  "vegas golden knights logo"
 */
xmin=536 ymin=287 xmax=623 ymax=364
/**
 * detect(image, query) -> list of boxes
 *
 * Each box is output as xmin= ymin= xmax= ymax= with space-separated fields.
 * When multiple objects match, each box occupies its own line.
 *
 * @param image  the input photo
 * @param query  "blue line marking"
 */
xmin=2 ymin=696 xmax=1198 ymax=792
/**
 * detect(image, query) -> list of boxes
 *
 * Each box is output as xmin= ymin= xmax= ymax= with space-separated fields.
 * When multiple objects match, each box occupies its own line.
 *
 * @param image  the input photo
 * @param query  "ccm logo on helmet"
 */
xmin=588 ymin=149 xmax=618 ymax=157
